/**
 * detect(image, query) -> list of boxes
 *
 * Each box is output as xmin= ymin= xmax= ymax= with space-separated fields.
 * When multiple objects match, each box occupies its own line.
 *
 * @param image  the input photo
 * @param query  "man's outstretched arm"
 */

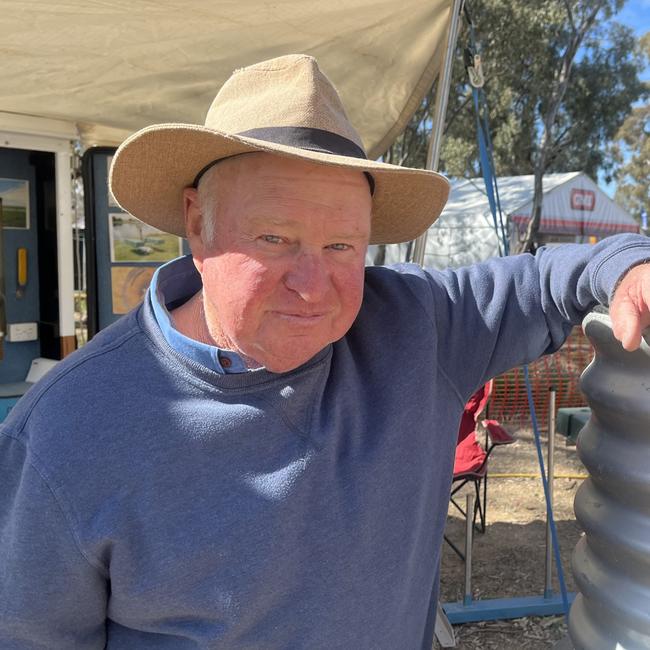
xmin=418 ymin=233 xmax=650 ymax=400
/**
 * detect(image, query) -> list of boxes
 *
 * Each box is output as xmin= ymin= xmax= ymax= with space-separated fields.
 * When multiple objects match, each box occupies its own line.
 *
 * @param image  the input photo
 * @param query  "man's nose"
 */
xmin=284 ymin=252 xmax=329 ymax=302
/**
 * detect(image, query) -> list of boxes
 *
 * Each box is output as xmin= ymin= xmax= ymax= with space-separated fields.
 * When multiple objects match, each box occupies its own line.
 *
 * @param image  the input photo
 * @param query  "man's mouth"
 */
xmin=273 ymin=311 xmax=327 ymax=323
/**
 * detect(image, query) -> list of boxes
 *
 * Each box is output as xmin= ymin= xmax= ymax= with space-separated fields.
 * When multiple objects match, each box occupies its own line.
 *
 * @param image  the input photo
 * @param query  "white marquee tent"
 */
xmin=371 ymin=172 xmax=640 ymax=269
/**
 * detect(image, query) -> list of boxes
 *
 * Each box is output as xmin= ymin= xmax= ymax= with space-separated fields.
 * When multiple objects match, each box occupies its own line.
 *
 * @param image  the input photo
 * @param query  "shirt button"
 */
xmin=219 ymin=355 xmax=232 ymax=369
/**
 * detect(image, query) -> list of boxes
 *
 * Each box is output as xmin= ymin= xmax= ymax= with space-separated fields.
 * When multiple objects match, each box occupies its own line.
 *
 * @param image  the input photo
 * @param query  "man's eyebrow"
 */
xmin=247 ymin=216 xmax=299 ymax=228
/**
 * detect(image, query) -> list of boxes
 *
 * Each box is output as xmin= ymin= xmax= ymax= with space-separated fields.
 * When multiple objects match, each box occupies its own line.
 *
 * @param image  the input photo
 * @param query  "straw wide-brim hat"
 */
xmin=110 ymin=54 xmax=450 ymax=245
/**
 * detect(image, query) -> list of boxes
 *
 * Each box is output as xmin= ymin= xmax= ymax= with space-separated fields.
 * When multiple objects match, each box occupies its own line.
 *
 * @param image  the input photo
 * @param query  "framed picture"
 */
xmin=111 ymin=266 xmax=156 ymax=314
xmin=109 ymin=213 xmax=183 ymax=263
xmin=0 ymin=178 xmax=30 ymax=229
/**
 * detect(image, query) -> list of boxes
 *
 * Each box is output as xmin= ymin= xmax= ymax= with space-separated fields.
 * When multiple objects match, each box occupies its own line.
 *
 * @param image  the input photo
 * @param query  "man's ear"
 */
xmin=183 ymin=187 xmax=206 ymax=271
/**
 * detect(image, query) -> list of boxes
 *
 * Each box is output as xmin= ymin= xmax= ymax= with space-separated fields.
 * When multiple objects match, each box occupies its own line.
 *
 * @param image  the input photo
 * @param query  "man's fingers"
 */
xmin=610 ymin=266 xmax=650 ymax=351
xmin=633 ymin=274 xmax=650 ymax=347
xmin=611 ymin=297 xmax=642 ymax=350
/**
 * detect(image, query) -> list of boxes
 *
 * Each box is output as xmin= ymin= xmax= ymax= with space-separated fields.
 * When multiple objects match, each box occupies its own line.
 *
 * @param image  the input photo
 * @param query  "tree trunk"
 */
xmin=519 ymin=171 xmax=545 ymax=253
xmin=516 ymin=1 xmax=606 ymax=254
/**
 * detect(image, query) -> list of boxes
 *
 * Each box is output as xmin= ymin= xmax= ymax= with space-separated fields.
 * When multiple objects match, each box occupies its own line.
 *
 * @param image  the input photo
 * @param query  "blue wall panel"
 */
xmin=0 ymin=149 xmax=41 ymax=383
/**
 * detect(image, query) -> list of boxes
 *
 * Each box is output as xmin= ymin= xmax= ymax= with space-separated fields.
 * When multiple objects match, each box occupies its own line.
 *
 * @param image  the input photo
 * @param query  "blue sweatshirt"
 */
xmin=1 ymin=235 xmax=649 ymax=649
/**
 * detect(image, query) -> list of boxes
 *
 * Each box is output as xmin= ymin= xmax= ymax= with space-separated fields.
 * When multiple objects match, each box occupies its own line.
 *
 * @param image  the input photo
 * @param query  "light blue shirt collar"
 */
xmin=149 ymin=256 xmax=248 ymax=374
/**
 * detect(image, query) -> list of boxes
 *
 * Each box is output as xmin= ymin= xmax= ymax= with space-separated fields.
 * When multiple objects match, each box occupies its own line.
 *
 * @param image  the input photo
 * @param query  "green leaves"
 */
xmin=612 ymin=103 xmax=650 ymax=222
xmin=383 ymin=0 xmax=647 ymax=189
xmin=611 ymin=32 xmax=650 ymax=223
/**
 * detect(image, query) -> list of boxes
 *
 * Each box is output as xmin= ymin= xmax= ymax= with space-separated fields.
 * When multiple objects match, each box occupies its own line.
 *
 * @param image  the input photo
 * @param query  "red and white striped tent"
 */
xmin=507 ymin=172 xmax=639 ymax=238
xmin=375 ymin=171 xmax=639 ymax=269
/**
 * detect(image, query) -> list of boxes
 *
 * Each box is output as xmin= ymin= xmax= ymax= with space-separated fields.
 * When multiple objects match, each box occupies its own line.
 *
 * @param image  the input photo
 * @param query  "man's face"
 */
xmin=184 ymin=153 xmax=372 ymax=373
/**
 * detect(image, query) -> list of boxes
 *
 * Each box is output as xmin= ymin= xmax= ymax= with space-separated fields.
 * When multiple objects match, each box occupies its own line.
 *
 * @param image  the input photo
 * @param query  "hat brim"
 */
xmin=109 ymin=124 xmax=450 ymax=245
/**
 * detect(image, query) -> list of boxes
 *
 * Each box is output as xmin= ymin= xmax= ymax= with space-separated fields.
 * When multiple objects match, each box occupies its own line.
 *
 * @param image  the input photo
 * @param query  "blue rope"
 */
xmin=466 ymin=9 xmax=570 ymax=620
xmin=478 ymin=91 xmax=509 ymax=255
xmin=523 ymin=366 xmax=571 ymax=622
xmin=472 ymin=88 xmax=504 ymax=256
xmin=465 ymin=5 xmax=509 ymax=254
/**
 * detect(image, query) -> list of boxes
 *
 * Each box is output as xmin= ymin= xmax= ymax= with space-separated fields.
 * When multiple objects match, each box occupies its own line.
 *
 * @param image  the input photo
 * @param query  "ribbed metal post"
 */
xmin=569 ymin=311 xmax=650 ymax=649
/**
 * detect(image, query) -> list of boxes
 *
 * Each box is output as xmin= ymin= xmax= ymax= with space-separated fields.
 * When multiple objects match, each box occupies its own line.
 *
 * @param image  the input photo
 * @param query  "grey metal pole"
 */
xmin=569 ymin=311 xmax=650 ymax=649
xmin=463 ymin=492 xmax=474 ymax=606
xmin=544 ymin=386 xmax=556 ymax=599
xmin=410 ymin=0 xmax=465 ymax=266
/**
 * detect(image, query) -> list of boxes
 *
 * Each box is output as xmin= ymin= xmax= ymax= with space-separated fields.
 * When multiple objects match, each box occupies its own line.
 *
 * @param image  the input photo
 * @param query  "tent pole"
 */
xmin=410 ymin=0 xmax=464 ymax=266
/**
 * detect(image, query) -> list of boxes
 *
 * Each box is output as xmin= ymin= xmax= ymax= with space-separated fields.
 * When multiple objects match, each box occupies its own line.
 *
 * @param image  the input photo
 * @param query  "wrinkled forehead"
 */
xmin=201 ymin=153 xmax=372 ymax=210
xmin=198 ymin=153 xmax=372 ymax=239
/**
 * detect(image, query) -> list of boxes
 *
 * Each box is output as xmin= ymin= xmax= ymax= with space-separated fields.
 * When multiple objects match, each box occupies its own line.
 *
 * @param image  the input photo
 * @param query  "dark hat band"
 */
xmin=192 ymin=126 xmax=374 ymax=194
xmin=238 ymin=126 xmax=368 ymax=159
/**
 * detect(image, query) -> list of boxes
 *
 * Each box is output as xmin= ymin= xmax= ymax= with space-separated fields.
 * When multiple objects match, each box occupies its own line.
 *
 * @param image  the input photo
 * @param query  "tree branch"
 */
xmin=551 ymin=124 xmax=573 ymax=151
xmin=562 ymin=0 xmax=577 ymax=34
xmin=444 ymin=89 xmax=475 ymax=133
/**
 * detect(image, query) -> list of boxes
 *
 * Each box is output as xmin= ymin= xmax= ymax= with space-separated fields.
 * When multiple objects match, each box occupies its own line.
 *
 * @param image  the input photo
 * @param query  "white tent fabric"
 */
xmin=507 ymin=173 xmax=638 ymax=237
xmin=0 ymin=0 xmax=453 ymax=153
xmin=370 ymin=172 xmax=639 ymax=269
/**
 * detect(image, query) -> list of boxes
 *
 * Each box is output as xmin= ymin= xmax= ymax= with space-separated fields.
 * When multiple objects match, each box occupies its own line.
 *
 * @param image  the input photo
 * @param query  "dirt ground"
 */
xmin=436 ymin=426 xmax=586 ymax=649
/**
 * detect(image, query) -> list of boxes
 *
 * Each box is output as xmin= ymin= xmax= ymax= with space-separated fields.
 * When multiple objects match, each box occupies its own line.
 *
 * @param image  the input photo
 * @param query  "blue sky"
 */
xmin=618 ymin=0 xmax=650 ymax=39
xmin=617 ymin=0 xmax=650 ymax=80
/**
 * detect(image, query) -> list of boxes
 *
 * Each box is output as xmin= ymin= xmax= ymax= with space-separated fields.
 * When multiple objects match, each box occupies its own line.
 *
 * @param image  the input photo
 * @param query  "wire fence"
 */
xmin=490 ymin=326 xmax=593 ymax=428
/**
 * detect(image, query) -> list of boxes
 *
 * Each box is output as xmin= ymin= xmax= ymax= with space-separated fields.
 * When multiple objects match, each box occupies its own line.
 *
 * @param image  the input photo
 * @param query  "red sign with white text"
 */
xmin=571 ymin=189 xmax=596 ymax=211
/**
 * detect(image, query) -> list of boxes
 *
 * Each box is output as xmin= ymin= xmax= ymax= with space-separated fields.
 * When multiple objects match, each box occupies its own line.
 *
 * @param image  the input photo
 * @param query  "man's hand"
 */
xmin=610 ymin=262 xmax=650 ymax=351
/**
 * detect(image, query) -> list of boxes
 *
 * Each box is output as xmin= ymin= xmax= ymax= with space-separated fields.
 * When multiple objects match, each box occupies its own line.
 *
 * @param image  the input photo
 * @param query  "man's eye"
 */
xmin=328 ymin=243 xmax=351 ymax=251
xmin=261 ymin=235 xmax=283 ymax=244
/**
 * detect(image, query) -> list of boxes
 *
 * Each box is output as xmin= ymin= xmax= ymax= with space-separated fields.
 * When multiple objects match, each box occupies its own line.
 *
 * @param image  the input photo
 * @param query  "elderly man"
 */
xmin=1 ymin=54 xmax=649 ymax=649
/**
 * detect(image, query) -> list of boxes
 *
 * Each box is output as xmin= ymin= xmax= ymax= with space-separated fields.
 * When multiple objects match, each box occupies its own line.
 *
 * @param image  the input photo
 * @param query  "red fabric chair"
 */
xmin=445 ymin=380 xmax=515 ymax=560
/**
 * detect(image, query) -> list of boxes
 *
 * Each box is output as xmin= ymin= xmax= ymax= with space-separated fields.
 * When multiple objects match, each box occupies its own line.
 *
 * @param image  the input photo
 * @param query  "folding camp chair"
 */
xmin=444 ymin=380 xmax=515 ymax=560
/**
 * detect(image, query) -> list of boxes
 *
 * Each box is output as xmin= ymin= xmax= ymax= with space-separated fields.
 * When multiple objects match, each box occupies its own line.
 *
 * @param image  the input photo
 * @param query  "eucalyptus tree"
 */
xmin=382 ymin=0 xmax=647 ymax=254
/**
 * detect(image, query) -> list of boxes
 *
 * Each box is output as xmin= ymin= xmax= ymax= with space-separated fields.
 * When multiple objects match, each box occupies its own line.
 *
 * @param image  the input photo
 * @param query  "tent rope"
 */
xmin=463 ymin=1 xmax=569 ymax=622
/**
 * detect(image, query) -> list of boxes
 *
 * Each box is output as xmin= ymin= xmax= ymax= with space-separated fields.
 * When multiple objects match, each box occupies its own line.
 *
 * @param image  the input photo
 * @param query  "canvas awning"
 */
xmin=0 ymin=0 xmax=453 ymax=154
